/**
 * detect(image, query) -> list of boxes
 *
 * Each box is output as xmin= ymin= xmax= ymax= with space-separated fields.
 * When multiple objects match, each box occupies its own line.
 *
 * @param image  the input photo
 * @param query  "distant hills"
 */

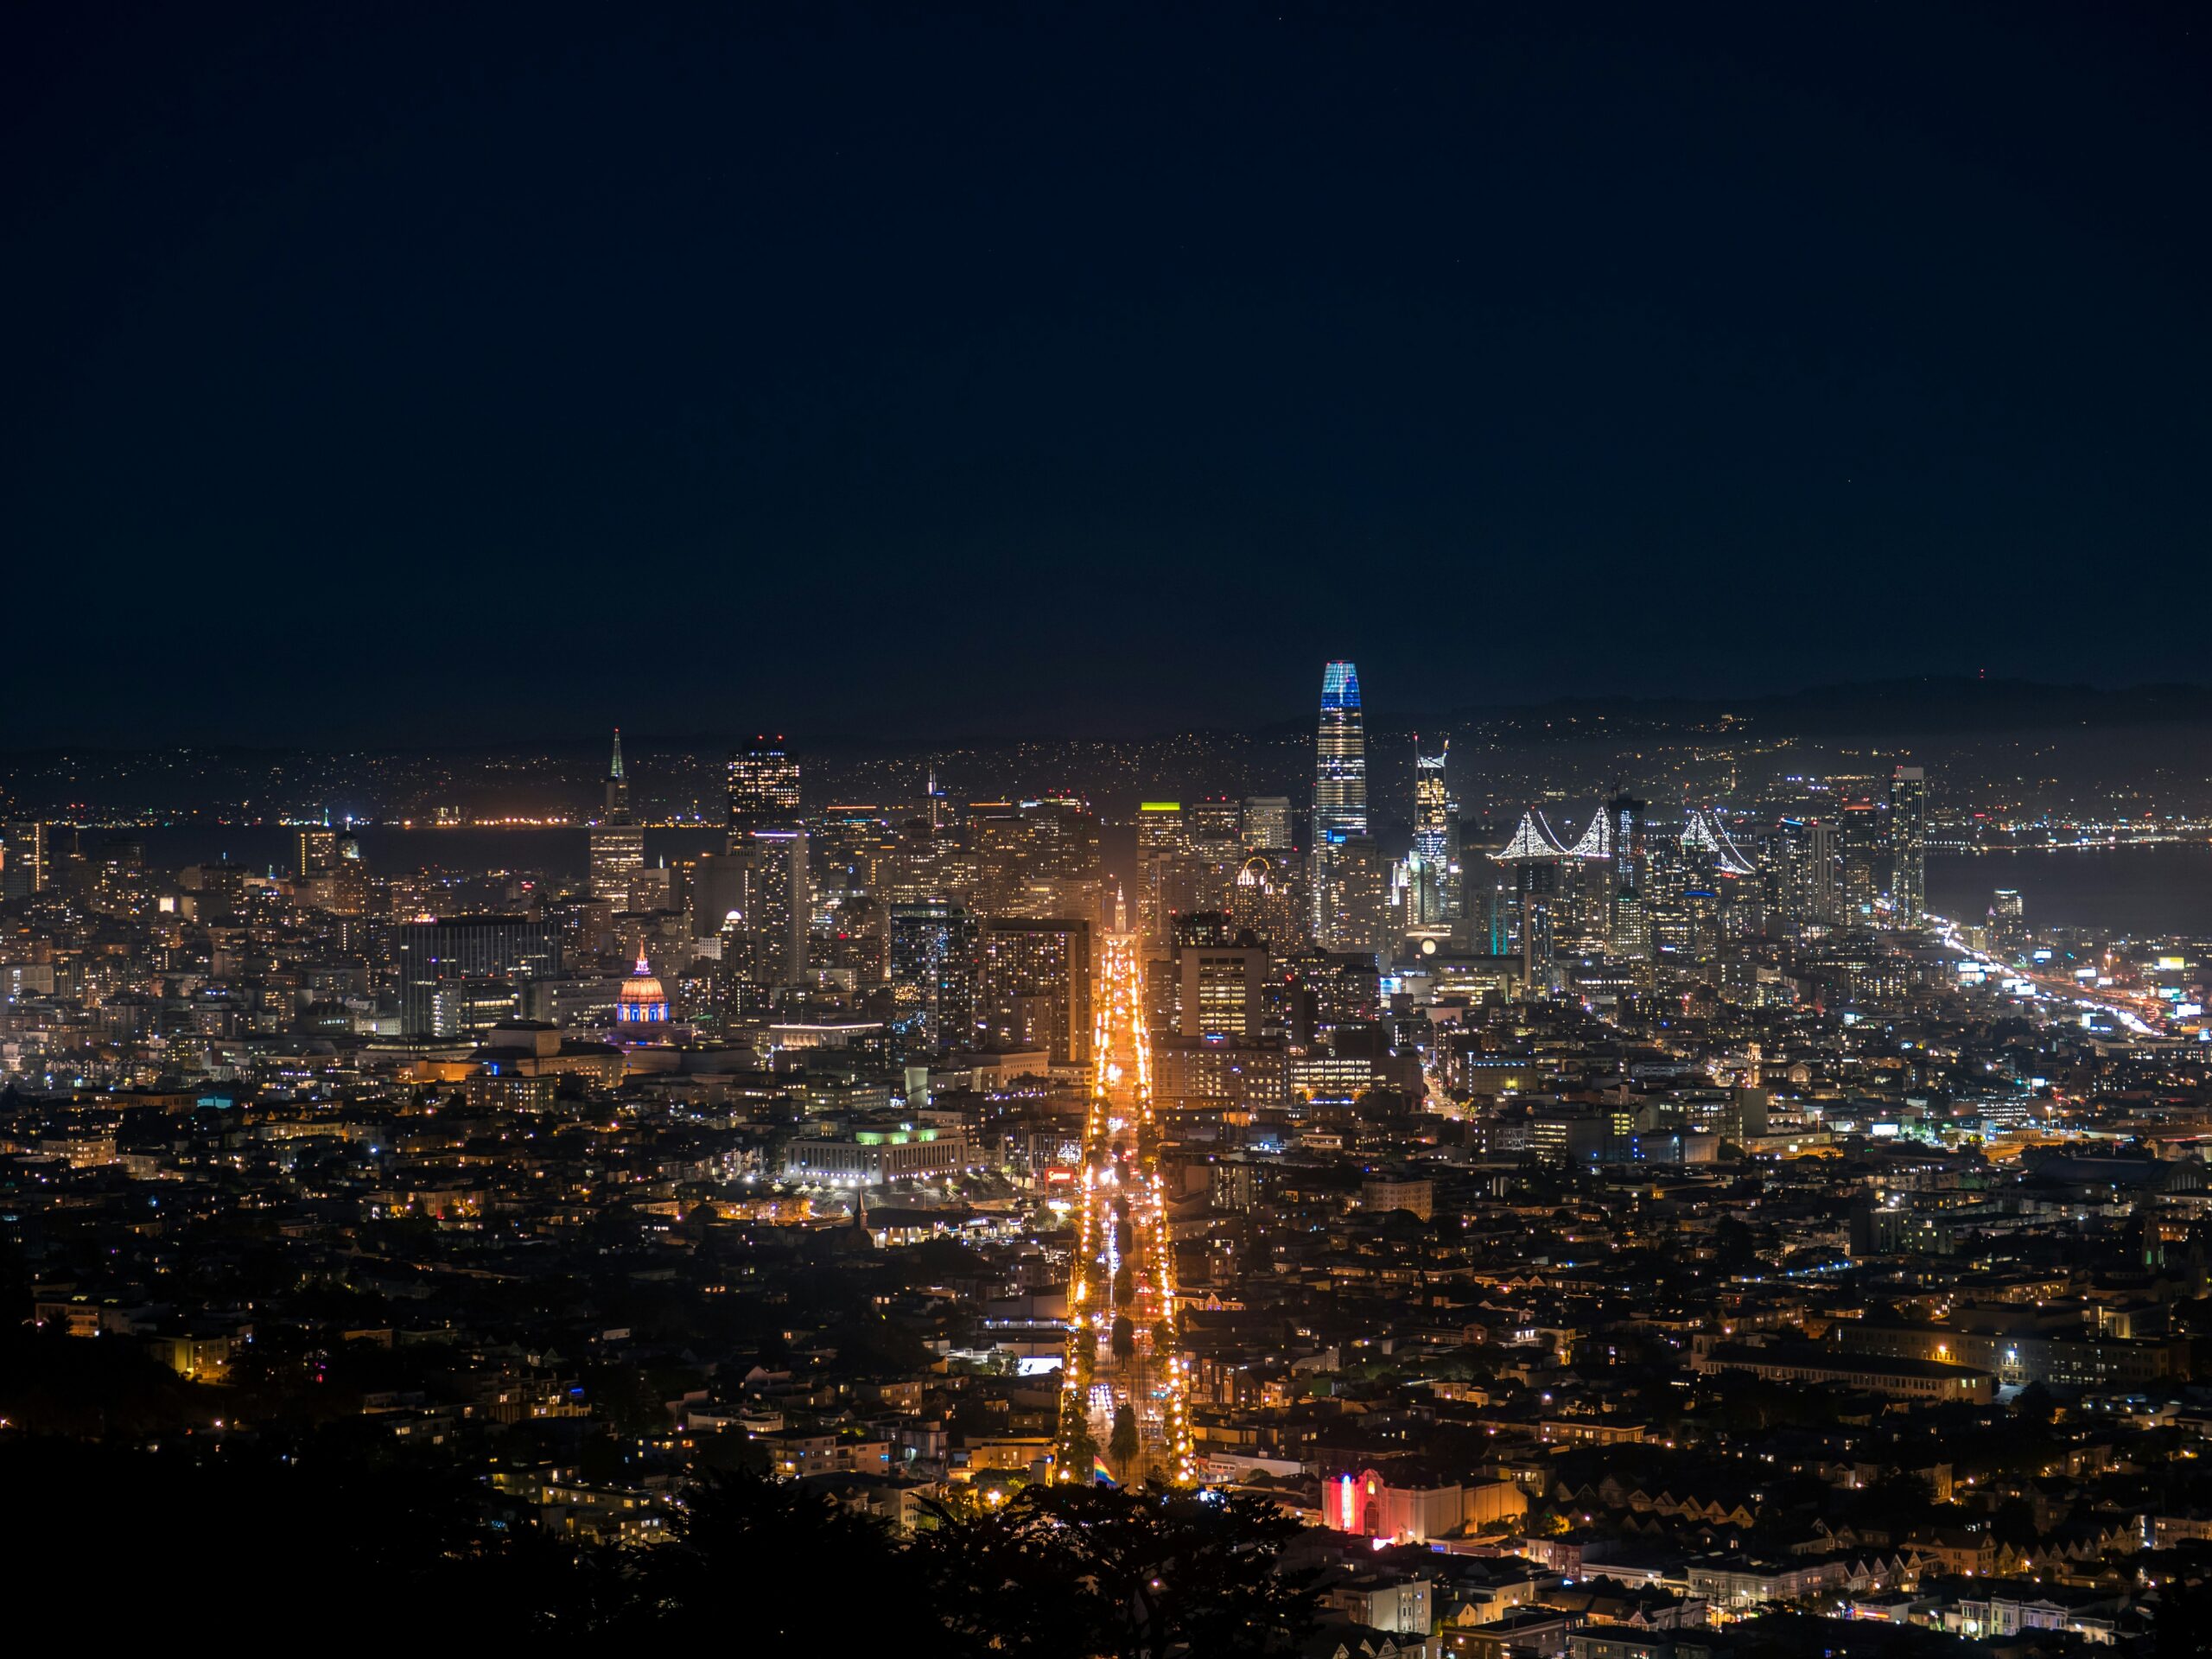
xmin=1427 ymin=677 xmax=2212 ymax=742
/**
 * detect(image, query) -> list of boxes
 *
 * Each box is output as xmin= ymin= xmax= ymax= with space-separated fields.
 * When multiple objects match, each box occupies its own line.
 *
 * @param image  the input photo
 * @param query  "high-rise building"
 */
xmin=3 ymin=821 xmax=48 ymax=900
xmin=1242 ymin=796 xmax=1293 ymax=853
xmin=721 ymin=738 xmax=806 ymax=982
xmin=728 ymin=738 xmax=801 ymax=839
xmin=970 ymin=797 xmax=1103 ymax=924
xmin=1173 ymin=913 xmax=1268 ymax=1039
xmin=1889 ymin=765 xmax=1927 ymax=926
xmin=1228 ymin=851 xmax=1306 ymax=955
xmin=978 ymin=917 xmax=1093 ymax=1065
xmin=1136 ymin=802 xmax=1202 ymax=957
xmin=1605 ymin=792 xmax=1648 ymax=959
xmin=738 ymin=828 xmax=810 ymax=985
xmin=1311 ymin=660 xmax=1368 ymax=944
xmin=1776 ymin=816 xmax=1838 ymax=931
xmin=1189 ymin=797 xmax=1242 ymax=857
xmin=1991 ymin=887 xmax=2025 ymax=950
xmin=1316 ymin=831 xmax=1386 ymax=960
xmin=396 ymin=915 xmax=563 ymax=1035
xmin=1411 ymin=739 xmax=1459 ymax=925
xmin=590 ymin=728 xmax=646 ymax=910
xmin=296 ymin=825 xmax=338 ymax=878
xmin=1839 ymin=797 xmax=1885 ymax=926
xmin=889 ymin=901 xmax=980 ymax=1053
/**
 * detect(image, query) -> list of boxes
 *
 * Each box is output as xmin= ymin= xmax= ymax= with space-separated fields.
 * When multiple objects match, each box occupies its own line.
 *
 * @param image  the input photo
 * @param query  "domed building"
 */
xmin=615 ymin=953 xmax=669 ymax=1027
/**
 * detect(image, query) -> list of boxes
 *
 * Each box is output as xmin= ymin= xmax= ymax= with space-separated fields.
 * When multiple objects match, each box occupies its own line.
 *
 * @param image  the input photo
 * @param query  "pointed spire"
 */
xmin=1114 ymin=880 xmax=1128 ymax=936
xmin=609 ymin=728 xmax=626 ymax=782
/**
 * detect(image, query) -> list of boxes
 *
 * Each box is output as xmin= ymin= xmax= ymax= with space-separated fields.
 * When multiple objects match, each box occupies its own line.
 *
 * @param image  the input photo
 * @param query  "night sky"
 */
xmin=6 ymin=3 xmax=2204 ymax=747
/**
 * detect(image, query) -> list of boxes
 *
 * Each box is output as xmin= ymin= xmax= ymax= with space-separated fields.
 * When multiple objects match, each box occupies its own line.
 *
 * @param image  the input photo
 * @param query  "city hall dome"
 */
xmin=616 ymin=955 xmax=668 ymax=1025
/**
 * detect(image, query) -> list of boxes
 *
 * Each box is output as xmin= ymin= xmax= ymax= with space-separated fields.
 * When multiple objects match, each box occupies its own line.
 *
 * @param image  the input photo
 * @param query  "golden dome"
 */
xmin=617 ymin=954 xmax=668 ymax=1024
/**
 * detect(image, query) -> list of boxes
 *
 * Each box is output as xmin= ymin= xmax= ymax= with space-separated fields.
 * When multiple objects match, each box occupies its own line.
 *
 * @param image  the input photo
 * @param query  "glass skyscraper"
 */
xmin=1889 ymin=765 xmax=1927 ymax=926
xmin=1311 ymin=660 xmax=1372 ymax=948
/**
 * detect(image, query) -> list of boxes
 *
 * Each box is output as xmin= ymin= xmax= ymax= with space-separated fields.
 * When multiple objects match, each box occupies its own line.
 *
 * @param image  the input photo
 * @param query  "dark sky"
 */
xmin=5 ymin=3 xmax=2204 ymax=747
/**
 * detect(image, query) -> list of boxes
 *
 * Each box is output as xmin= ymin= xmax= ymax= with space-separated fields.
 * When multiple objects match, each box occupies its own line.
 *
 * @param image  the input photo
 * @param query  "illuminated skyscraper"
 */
xmin=978 ymin=916 xmax=1093 ymax=1064
xmin=1173 ymin=913 xmax=1268 ymax=1039
xmin=296 ymin=825 xmax=338 ymax=879
xmin=590 ymin=728 xmax=645 ymax=910
xmin=889 ymin=900 xmax=980 ymax=1053
xmin=1839 ymin=796 xmax=1884 ymax=925
xmin=1318 ymin=830 xmax=1386 ymax=960
xmin=728 ymin=737 xmax=801 ymax=839
xmin=722 ymin=738 xmax=805 ymax=982
xmin=3 ymin=821 xmax=47 ymax=899
xmin=1889 ymin=765 xmax=1927 ymax=926
xmin=1228 ymin=851 xmax=1305 ymax=954
xmin=740 ymin=828 xmax=809 ymax=984
xmin=1411 ymin=738 xmax=1458 ymax=925
xmin=1136 ymin=802 xmax=1198 ymax=957
xmin=1242 ymin=796 xmax=1293 ymax=852
xmin=1311 ymin=661 xmax=1367 ymax=944
xmin=1776 ymin=816 xmax=1838 ymax=931
xmin=1606 ymin=792 xmax=1649 ymax=958
xmin=970 ymin=797 xmax=1103 ymax=924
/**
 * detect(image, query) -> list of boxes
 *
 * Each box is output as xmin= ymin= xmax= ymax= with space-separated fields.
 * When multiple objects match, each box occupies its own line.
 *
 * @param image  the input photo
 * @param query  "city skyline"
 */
xmin=9 ymin=7 xmax=2212 ymax=1645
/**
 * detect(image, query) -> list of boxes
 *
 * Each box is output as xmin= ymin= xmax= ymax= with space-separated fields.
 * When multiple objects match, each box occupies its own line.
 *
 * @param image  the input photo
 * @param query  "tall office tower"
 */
xmin=1317 ymin=831 xmax=1387 ymax=960
xmin=1187 ymin=796 xmax=1243 ymax=908
xmin=590 ymin=728 xmax=646 ymax=911
xmin=3 ymin=821 xmax=48 ymax=899
xmin=813 ymin=804 xmax=895 ymax=898
xmin=740 ymin=828 xmax=810 ymax=985
xmin=1990 ymin=888 xmax=2026 ymax=950
xmin=1135 ymin=802 xmax=1195 ymax=957
xmin=1605 ymin=792 xmax=1648 ymax=959
xmin=969 ymin=800 xmax=1027 ymax=915
xmin=1888 ymin=765 xmax=1927 ymax=926
xmin=1776 ymin=817 xmax=1839 ymax=930
xmin=978 ymin=916 xmax=1094 ymax=1065
xmin=1173 ymin=913 xmax=1268 ymax=1039
xmin=971 ymin=797 xmax=1103 ymax=923
xmin=1242 ymin=796 xmax=1293 ymax=853
xmin=1311 ymin=660 xmax=1368 ymax=942
xmin=728 ymin=737 xmax=802 ymax=840
xmin=1211 ymin=849 xmax=1292 ymax=955
xmin=889 ymin=900 xmax=980 ymax=1053
xmin=1411 ymin=739 xmax=1459 ymax=925
xmin=1021 ymin=796 xmax=1105 ymax=925
xmin=722 ymin=738 xmax=806 ymax=982
xmin=296 ymin=825 xmax=338 ymax=878
xmin=1838 ymin=797 xmax=1885 ymax=926
xmin=1228 ymin=852 xmax=1306 ymax=955
xmin=395 ymin=914 xmax=563 ymax=1035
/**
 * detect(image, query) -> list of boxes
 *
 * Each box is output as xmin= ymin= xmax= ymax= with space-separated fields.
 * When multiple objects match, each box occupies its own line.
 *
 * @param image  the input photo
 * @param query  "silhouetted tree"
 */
xmin=1109 ymin=1402 xmax=1141 ymax=1473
